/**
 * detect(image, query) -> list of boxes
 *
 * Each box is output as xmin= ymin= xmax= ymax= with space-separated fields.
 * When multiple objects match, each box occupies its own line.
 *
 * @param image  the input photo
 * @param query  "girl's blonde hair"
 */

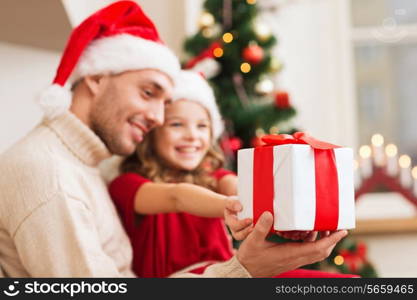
xmin=120 ymin=129 xmax=225 ymax=192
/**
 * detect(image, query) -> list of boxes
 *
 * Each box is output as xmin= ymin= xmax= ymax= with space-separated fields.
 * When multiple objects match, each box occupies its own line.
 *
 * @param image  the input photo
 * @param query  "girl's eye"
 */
xmin=198 ymin=123 xmax=209 ymax=129
xmin=170 ymin=122 xmax=182 ymax=127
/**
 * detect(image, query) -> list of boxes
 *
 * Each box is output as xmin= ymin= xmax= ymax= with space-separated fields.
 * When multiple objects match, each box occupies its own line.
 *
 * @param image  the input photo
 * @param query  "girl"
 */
xmin=109 ymin=70 xmax=248 ymax=277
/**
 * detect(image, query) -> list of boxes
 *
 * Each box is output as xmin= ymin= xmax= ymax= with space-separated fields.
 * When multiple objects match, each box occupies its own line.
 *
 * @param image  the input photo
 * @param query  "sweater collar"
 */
xmin=45 ymin=112 xmax=111 ymax=167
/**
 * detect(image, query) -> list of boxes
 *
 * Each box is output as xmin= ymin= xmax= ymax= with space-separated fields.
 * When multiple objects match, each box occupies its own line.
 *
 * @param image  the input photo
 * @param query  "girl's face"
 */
xmin=154 ymin=99 xmax=211 ymax=171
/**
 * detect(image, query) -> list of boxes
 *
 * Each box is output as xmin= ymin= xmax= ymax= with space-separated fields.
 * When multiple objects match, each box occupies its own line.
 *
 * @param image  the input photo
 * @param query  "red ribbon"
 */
xmin=252 ymin=132 xmax=341 ymax=232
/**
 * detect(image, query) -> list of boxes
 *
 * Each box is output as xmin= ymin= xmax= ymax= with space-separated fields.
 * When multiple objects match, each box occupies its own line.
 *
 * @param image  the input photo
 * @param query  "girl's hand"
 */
xmin=224 ymin=196 xmax=253 ymax=240
xmin=276 ymin=231 xmax=318 ymax=242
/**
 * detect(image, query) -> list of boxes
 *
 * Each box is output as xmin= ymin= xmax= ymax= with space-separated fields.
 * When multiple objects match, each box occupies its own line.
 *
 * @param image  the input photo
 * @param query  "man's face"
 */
xmin=89 ymin=69 xmax=174 ymax=156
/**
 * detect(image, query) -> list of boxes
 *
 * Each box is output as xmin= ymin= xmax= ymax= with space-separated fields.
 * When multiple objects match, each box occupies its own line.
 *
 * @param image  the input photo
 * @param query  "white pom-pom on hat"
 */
xmin=38 ymin=84 xmax=72 ymax=120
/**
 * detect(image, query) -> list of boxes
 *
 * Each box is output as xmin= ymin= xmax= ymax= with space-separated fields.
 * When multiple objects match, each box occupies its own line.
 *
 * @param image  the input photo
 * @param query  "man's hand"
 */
xmin=236 ymin=211 xmax=348 ymax=278
xmin=224 ymin=197 xmax=253 ymax=240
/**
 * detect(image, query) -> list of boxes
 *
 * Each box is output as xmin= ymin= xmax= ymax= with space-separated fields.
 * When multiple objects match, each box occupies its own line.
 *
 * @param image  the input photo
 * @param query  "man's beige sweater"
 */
xmin=0 ymin=112 xmax=250 ymax=278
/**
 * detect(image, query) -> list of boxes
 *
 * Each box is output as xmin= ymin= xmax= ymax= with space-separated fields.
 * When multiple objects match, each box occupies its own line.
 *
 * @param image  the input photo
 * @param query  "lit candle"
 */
xmin=399 ymin=154 xmax=412 ymax=188
xmin=371 ymin=133 xmax=385 ymax=167
xmin=353 ymin=159 xmax=361 ymax=189
xmin=359 ymin=145 xmax=372 ymax=178
xmin=412 ymin=166 xmax=417 ymax=197
xmin=385 ymin=144 xmax=398 ymax=176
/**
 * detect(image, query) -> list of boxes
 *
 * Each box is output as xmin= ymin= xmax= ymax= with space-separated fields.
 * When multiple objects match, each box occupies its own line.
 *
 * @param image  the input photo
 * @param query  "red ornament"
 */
xmin=242 ymin=44 xmax=264 ymax=65
xmin=275 ymin=91 xmax=291 ymax=109
xmin=339 ymin=243 xmax=367 ymax=273
xmin=221 ymin=136 xmax=242 ymax=154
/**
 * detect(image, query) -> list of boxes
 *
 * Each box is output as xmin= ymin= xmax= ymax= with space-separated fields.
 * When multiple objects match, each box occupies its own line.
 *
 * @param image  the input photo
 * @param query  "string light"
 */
xmin=359 ymin=145 xmax=371 ymax=159
xmin=334 ymin=255 xmax=344 ymax=266
xmin=247 ymin=0 xmax=257 ymax=4
xmin=213 ymin=47 xmax=224 ymax=58
xmin=371 ymin=134 xmax=384 ymax=147
xmin=240 ymin=62 xmax=251 ymax=73
xmin=222 ymin=32 xmax=234 ymax=43
xmin=385 ymin=144 xmax=398 ymax=157
xmin=399 ymin=155 xmax=411 ymax=169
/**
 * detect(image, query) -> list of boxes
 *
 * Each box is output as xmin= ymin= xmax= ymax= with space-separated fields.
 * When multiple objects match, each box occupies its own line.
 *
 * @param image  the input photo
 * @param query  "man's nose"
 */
xmin=146 ymin=101 xmax=165 ymax=128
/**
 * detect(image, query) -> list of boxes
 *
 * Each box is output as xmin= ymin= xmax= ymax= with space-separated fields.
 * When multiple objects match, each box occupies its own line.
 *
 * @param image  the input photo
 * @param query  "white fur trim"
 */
xmin=38 ymin=84 xmax=72 ymax=120
xmin=70 ymin=34 xmax=180 ymax=84
xmin=173 ymin=71 xmax=224 ymax=139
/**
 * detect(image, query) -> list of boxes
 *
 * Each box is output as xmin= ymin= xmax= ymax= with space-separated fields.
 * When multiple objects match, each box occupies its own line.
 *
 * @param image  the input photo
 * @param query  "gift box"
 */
xmin=238 ymin=132 xmax=355 ymax=231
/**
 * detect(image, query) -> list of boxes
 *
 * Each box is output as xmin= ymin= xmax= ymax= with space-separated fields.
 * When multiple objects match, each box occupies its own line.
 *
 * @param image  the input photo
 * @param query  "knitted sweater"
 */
xmin=0 ymin=112 xmax=250 ymax=278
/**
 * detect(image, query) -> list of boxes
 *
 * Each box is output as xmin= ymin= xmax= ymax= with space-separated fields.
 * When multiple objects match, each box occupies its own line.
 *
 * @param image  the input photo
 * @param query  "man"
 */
xmin=0 ymin=1 xmax=346 ymax=277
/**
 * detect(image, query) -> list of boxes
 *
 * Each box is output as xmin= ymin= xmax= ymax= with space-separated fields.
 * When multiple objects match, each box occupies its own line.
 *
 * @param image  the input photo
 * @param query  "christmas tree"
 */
xmin=183 ymin=0 xmax=296 ymax=163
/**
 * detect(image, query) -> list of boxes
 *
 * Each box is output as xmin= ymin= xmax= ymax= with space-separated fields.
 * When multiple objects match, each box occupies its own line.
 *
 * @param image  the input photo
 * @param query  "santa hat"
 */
xmin=39 ymin=0 xmax=180 ymax=120
xmin=172 ymin=70 xmax=224 ymax=139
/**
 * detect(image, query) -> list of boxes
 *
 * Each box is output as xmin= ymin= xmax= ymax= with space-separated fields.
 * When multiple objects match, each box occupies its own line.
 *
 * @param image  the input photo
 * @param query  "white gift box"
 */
xmin=238 ymin=144 xmax=356 ymax=231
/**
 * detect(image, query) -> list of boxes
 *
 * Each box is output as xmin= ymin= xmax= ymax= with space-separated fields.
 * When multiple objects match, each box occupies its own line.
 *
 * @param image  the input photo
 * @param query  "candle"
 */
xmin=371 ymin=134 xmax=385 ymax=167
xmin=412 ymin=166 xmax=417 ymax=197
xmin=385 ymin=143 xmax=398 ymax=176
xmin=353 ymin=159 xmax=361 ymax=189
xmin=359 ymin=145 xmax=372 ymax=178
xmin=399 ymin=154 xmax=412 ymax=188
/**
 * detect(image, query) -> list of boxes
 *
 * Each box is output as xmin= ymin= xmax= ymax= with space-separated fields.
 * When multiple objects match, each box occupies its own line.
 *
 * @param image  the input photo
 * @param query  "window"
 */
xmin=351 ymin=0 xmax=417 ymax=162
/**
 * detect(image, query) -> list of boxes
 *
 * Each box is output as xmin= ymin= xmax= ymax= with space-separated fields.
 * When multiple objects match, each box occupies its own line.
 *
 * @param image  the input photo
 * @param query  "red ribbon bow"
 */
xmin=261 ymin=132 xmax=341 ymax=150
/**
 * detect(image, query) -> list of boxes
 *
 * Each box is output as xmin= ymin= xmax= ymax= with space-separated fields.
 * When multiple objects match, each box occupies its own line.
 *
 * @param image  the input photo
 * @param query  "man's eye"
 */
xmin=143 ymin=89 xmax=153 ymax=97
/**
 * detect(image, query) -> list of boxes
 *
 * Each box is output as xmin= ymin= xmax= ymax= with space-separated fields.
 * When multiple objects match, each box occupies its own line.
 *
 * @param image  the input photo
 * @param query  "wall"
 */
xmin=0 ymin=42 xmax=60 ymax=153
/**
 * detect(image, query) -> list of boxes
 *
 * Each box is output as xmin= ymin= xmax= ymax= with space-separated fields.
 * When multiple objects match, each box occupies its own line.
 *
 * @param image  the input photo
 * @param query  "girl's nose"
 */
xmin=184 ymin=126 xmax=198 ymax=140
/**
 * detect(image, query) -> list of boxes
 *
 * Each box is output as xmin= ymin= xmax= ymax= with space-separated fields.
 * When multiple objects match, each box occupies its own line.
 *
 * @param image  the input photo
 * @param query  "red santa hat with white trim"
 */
xmin=39 ymin=0 xmax=180 ymax=120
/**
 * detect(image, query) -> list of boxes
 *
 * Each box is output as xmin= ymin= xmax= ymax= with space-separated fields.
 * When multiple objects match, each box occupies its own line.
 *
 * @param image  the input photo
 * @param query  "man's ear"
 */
xmin=84 ymin=74 xmax=107 ymax=96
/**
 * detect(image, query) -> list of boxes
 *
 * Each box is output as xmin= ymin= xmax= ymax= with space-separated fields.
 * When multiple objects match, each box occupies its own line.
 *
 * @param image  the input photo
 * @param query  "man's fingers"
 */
xmin=315 ymin=230 xmax=347 ymax=258
xmin=234 ymin=225 xmax=254 ymax=240
xmin=246 ymin=211 xmax=273 ymax=244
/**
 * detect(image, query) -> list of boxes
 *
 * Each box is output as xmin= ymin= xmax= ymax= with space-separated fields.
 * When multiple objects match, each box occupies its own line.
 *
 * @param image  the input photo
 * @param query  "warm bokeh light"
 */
xmin=399 ymin=155 xmax=411 ymax=169
xmin=359 ymin=145 xmax=371 ymax=159
xmin=371 ymin=134 xmax=384 ymax=147
xmin=213 ymin=47 xmax=224 ymax=58
xmin=412 ymin=166 xmax=417 ymax=179
xmin=240 ymin=62 xmax=251 ymax=73
xmin=334 ymin=255 xmax=344 ymax=266
xmin=222 ymin=32 xmax=234 ymax=43
xmin=385 ymin=144 xmax=398 ymax=157
xmin=247 ymin=0 xmax=257 ymax=4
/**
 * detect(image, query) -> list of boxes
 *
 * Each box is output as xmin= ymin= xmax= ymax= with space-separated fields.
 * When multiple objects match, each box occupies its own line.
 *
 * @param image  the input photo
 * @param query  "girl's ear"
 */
xmin=84 ymin=74 xmax=107 ymax=96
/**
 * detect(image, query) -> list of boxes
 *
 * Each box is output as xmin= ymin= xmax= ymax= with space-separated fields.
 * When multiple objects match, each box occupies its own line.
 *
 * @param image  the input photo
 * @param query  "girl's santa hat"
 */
xmin=172 ymin=70 xmax=224 ymax=139
xmin=39 ymin=0 xmax=180 ymax=120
